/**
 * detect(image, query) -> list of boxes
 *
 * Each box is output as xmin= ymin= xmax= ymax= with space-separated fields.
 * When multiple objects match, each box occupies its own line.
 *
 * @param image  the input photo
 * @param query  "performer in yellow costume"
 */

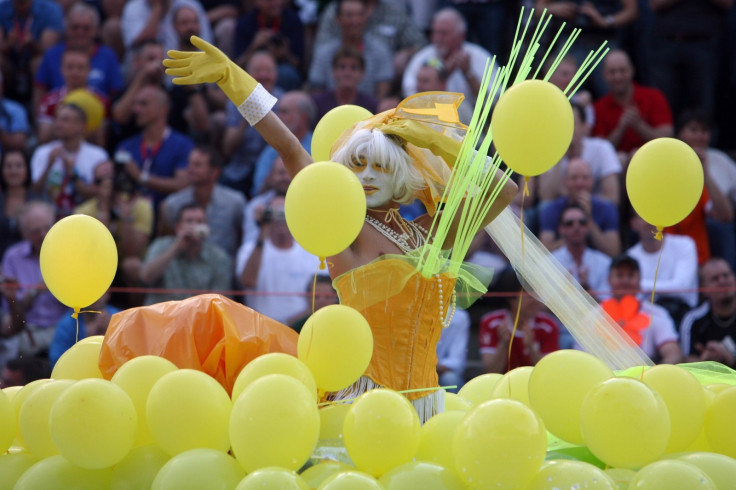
xmin=163 ymin=37 xmax=517 ymax=421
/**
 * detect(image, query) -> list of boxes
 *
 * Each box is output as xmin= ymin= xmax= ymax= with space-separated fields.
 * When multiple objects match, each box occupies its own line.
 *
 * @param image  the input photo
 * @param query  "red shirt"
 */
xmin=592 ymin=84 xmax=673 ymax=153
xmin=666 ymin=187 xmax=710 ymax=265
xmin=478 ymin=309 xmax=559 ymax=372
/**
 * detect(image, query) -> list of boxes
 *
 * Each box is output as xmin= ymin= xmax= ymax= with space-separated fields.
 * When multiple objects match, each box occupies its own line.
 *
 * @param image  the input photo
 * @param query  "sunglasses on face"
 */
xmin=562 ymin=218 xmax=587 ymax=227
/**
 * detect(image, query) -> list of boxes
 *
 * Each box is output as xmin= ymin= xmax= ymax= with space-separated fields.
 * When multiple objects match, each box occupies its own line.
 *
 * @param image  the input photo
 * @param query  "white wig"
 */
xmin=331 ymin=128 xmax=427 ymax=204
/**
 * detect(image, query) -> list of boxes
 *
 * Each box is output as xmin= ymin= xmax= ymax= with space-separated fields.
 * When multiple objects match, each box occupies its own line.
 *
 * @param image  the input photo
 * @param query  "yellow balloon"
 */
xmin=528 ymin=349 xmax=614 ymax=444
xmin=318 ymin=470 xmax=383 ymax=490
xmin=312 ymin=105 xmax=373 ymax=162
xmin=40 ymin=215 xmax=117 ymax=311
xmin=677 ymin=452 xmax=736 ymax=490
xmin=110 ymin=444 xmax=171 ymax=490
xmin=235 ymin=467 xmax=309 ymax=490
xmin=491 ymin=365 xmax=534 ymax=406
xmin=685 ymin=389 xmax=715 ymax=453
xmin=490 ymin=79 xmax=574 ymax=176
xmin=297 ymin=304 xmax=373 ymax=392
xmin=146 ymin=369 xmax=231 ymax=456
xmin=300 ymin=462 xmax=354 ymax=489
xmin=626 ymin=138 xmax=704 ymax=228
xmin=64 ymin=88 xmax=105 ymax=133
xmin=51 ymin=341 xmax=104 ymax=380
xmin=704 ymin=385 xmax=736 ymax=458
xmin=580 ymin=377 xmax=670 ymax=469
xmin=379 ymin=461 xmax=465 ymax=489
xmin=416 ymin=410 xmax=465 ymax=471
xmin=0 ymin=389 xmax=14 ymax=454
xmin=319 ymin=402 xmax=351 ymax=440
xmin=11 ymin=379 xmax=52 ymax=448
xmin=230 ymin=374 xmax=320 ymax=473
xmin=443 ymin=392 xmax=471 ymax=411
xmin=13 ymin=454 xmax=113 ymax=489
xmin=457 ymin=373 xmax=503 ymax=407
xmin=49 ymin=379 xmax=137 ymax=469
xmin=78 ymin=335 xmax=105 ymax=345
xmin=526 ymin=460 xmax=617 ymax=490
xmin=453 ymin=399 xmax=547 ymax=489
xmin=629 ymin=460 xmax=716 ymax=489
xmin=285 ymin=161 xmax=366 ymax=260
xmin=232 ymin=352 xmax=317 ymax=402
xmin=642 ymin=364 xmax=707 ymax=453
xmin=18 ymin=380 xmax=74 ymax=459
xmin=111 ymin=355 xmax=179 ymax=445
xmin=343 ymin=389 xmax=421 ymax=477
xmin=0 ymin=452 xmax=39 ymax=490
xmin=151 ymin=448 xmax=245 ymax=490
xmin=604 ymin=467 xmax=636 ymax=488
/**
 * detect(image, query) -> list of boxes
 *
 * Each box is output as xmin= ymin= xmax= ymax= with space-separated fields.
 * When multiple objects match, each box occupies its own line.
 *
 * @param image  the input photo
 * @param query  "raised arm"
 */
xmin=163 ymin=36 xmax=312 ymax=179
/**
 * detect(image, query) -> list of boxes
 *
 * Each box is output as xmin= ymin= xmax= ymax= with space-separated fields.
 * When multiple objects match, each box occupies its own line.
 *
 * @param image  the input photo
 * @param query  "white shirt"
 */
xmin=707 ymin=148 xmax=736 ymax=206
xmin=121 ymin=0 xmax=213 ymax=52
xmin=552 ymin=246 xmax=612 ymax=299
xmin=31 ymin=140 xmax=109 ymax=186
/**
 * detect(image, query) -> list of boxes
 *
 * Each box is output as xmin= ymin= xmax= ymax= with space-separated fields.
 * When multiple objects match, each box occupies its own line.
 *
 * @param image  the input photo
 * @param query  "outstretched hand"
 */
xmin=163 ymin=36 xmax=229 ymax=86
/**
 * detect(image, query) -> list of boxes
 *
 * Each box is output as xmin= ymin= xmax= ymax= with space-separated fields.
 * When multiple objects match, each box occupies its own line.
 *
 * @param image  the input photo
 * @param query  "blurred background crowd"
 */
xmin=1 ymin=0 xmax=736 ymax=390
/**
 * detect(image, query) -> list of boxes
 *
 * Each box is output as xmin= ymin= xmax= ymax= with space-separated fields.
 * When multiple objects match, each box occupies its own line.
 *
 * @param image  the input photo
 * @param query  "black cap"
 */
xmin=610 ymin=254 xmax=640 ymax=272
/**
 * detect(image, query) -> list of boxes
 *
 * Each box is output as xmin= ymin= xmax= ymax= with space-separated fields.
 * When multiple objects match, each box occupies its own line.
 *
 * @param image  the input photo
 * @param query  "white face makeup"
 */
xmin=351 ymin=156 xmax=394 ymax=208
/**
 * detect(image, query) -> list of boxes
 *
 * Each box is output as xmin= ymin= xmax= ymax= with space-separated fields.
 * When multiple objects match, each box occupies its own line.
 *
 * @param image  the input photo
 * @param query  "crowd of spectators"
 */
xmin=1 ymin=0 xmax=736 ymax=386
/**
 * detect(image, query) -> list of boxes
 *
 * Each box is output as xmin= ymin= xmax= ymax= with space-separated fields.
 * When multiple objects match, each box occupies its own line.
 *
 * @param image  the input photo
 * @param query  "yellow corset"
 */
xmin=333 ymin=257 xmax=456 ymax=400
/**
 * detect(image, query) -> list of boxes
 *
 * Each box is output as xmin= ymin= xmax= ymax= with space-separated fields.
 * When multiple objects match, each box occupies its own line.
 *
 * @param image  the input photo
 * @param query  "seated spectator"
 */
xmin=627 ymin=212 xmax=699 ymax=325
xmin=551 ymin=204 xmax=612 ymax=298
xmin=538 ymin=158 xmax=620 ymax=257
xmin=403 ymin=8 xmax=494 ymax=122
xmin=30 ymin=103 xmax=109 ymax=217
xmin=592 ymin=49 xmax=673 ymax=164
xmin=243 ymin=156 xmax=291 ymax=245
xmin=0 ymin=73 xmax=31 ymax=153
xmin=233 ymin=0 xmax=305 ymax=91
xmin=236 ymin=195 xmax=321 ymax=324
xmin=34 ymin=2 xmax=123 ymax=112
xmin=159 ymin=145 xmax=245 ymax=259
xmin=309 ymin=0 xmax=394 ymax=99
xmin=671 ymin=109 xmax=735 ymax=266
xmin=312 ymin=46 xmax=378 ymax=122
xmin=202 ymin=0 xmax=240 ymax=58
xmin=1 ymin=150 xmax=45 ymax=260
xmin=221 ymin=51 xmax=282 ymax=197
xmin=115 ymin=85 xmax=193 ymax=213
xmin=681 ymin=258 xmax=736 ymax=368
xmin=410 ymin=57 xmax=476 ymax=123
xmin=545 ymin=54 xmax=594 ymax=126
xmin=139 ymin=203 xmax=232 ymax=305
xmin=0 ymin=201 xmax=66 ymax=359
xmin=445 ymin=0 xmax=508 ymax=63
xmin=0 ymin=356 xmax=49 ymax=388
xmin=290 ymin=273 xmax=339 ymax=333
xmin=599 ymin=255 xmax=683 ymax=364
xmin=537 ymin=102 xmax=621 ymax=205
xmin=437 ymin=307 xmax=470 ymax=393
xmin=479 ymin=268 xmax=559 ymax=373
xmin=48 ymin=292 xmax=120 ymax=367
xmin=37 ymin=48 xmax=109 ymax=144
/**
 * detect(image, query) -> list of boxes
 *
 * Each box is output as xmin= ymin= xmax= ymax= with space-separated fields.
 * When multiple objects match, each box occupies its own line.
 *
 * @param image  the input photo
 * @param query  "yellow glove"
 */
xmin=163 ymin=36 xmax=275 ymax=125
xmin=377 ymin=119 xmax=462 ymax=167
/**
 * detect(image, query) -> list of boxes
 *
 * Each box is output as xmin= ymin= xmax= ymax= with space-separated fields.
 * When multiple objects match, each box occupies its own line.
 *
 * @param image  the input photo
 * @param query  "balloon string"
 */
xmin=311 ymin=273 xmax=318 ymax=314
xmin=316 ymin=385 xmax=457 ymax=407
xmin=319 ymin=257 xmax=326 ymax=270
xmin=651 ymin=239 xmax=665 ymax=305
xmin=653 ymin=226 xmax=663 ymax=241
xmin=520 ymin=176 xmax=529 ymax=266
xmin=72 ymin=308 xmax=101 ymax=343
xmin=508 ymin=289 xmax=524 ymax=390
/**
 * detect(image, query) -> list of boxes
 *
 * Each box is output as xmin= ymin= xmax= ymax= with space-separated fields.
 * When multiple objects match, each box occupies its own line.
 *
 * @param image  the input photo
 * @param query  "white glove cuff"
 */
xmin=237 ymin=84 xmax=277 ymax=126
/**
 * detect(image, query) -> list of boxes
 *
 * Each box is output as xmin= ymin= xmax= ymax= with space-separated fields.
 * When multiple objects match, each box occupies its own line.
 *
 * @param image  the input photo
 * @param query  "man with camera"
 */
xmin=139 ymin=202 xmax=231 ymax=305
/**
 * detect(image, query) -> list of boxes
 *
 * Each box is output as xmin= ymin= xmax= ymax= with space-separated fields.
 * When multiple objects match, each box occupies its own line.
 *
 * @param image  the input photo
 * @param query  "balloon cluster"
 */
xmin=3 ymin=346 xmax=736 ymax=489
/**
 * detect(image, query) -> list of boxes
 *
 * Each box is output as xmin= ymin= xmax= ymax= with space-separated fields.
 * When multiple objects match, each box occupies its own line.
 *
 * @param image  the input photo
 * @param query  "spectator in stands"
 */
xmin=600 ymin=255 xmax=683 ymax=363
xmin=0 ymin=150 xmax=41 ymax=260
xmin=551 ymin=203 xmax=612 ymax=298
xmin=592 ymin=49 xmax=673 ymax=163
xmin=444 ymin=0 xmax=508 ymax=62
xmin=309 ymin=0 xmax=394 ymax=99
xmin=115 ymin=85 xmax=193 ymax=213
xmin=538 ymin=157 xmax=621 ymax=257
xmin=221 ymin=51 xmax=282 ymax=197
xmin=403 ymin=8 xmax=495 ymax=124
xmin=236 ymin=194 xmax=320 ymax=324
xmin=202 ymin=0 xmax=240 ymax=58
xmin=121 ymin=0 xmax=213 ymax=54
xmin=681 ymin=258 xmax=736 ymax=368
xmin=140 ymin=202 xmax=232 ymax=305
xmin=628 ymin=212 xmax=699 ymax=325
xmin=159 ymin=145 xmax=245 ymax=259
xmin=437 ymin=307 xmax=470 ymax=393
xmin=289 ymin=273 xmax=339 ymax=333
xmin=243 ymin=156 xmax=290 ymax=245
xmin=479 ymin=267 xmax=559 ymax=373
xmin=250 ymin=91 xmax=314 ymax=197
xmin=0 ymin=201 xmax=66 ymax=358
xmin=0 ymin=356 xmax=49 ymax=388
xmin=546 ymin=55 xmax=594 ymax=126
xmin=312 ymin=46 xmax=378 ymax=122
xmin=537 ymin=102 xmax=621 ymax=205
xmin=30 ymin=103 xmax=109 ymax=217
xmin=0 ymin=73 xmax=30 ymax=153
xmin=34 ymin=2 xmax=123 ymax=112
xmin=233 ymin=0 xmax=305 ymax=91
xmin=314 ymin=0 xmax=426 ymax=75
xmin=675 ymin=109 xmax=736 ymax=268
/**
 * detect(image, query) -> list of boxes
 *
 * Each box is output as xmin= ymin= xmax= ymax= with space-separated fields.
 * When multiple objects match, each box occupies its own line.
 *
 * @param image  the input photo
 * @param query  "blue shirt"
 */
xmin=0 ymin=98 xmax=30 ymax=133
xmin=48 ymin=305 xmax=121 ymax=366
xmin=539 ymin=196 xmax=619 ymax=234
xmin=35 ymin=43 xmax=124 ymax=96
xmin=251 ymin=131 xmax=312 ymax=196
xmin=0 ymin=0 xmax=63 ymax=41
